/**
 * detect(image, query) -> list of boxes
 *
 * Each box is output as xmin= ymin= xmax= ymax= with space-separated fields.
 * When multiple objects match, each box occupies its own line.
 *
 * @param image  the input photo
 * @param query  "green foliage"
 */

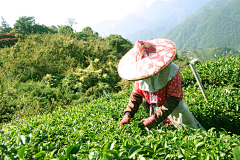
xmin=13 ymin=16 xmax=35 ymax=35
xmin=0 ymin=54 xmax=239 ymax=159
xmin=70 ymin=58 xmax=122 ymax=103
xmin=105 ymin=34 xmax=133 ymax=58
xmin=49 ymin=25 xmax=58 ymax=33
xmin=162 ymin=0 xmax=240 ymax=51
xmin=173 ymin=54 xmax=191 ymax=70
xmin=58 ymin=25 xmax=73 ymax=34
xmin=0 ymin=31 xmax=133 ymax=122
xmin=32 ymin=24 xmax=57 ymax=34
xmin=181 ymin=55 xmax=240 ymax=88
xmin=184 ymin=85 xmax=240 ymax=135
xmin=180 ymin=55 xmax=240 ymax=135
xmin=0 ymin=33 xmax=86 ymax=82
xmin=233 ymin=146 xmax=240 ymax=160
xmin=74 ymin=27 xmax=99 ymax=41
xmin=82 ymin=26 xmax=94 ymax=35
xmin=0 ymin=79 xmax=64 ymax=123
xmin=12 ymin=16 xmax=56 ymax=36
xmin=0 ymin=86 xmax=239 ymax=159
xmin=10 ymin=29 xmax=23 ymax=39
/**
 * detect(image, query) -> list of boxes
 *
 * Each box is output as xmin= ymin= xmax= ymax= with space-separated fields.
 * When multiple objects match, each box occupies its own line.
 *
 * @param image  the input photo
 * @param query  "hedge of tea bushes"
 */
xmin=0 ymin=88 xmax=239 ymax=159
xmin=184 ymin=84 xmax=240 ymax=135
xmin=181 ymin=55 xmax=240 ymax=135
xmin=0 ymin=50 xmax=239 ymax=159
xmin=181 ymin=55 xmax=240 ymax=88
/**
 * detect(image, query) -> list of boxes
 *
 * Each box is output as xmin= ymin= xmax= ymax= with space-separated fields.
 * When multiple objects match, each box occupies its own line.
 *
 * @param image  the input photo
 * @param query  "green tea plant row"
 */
xmin=184 ymin=84 xmax=240 ymax=135
xmin=1 ymin=54 xmax=239 ymax=159
xmin=181 ymin=55 xmax=240 ymax=88
xmin=180 ymin=55 xmax=240 ymax=135
xmin=0 ymin=87 xmax=240 ymax=159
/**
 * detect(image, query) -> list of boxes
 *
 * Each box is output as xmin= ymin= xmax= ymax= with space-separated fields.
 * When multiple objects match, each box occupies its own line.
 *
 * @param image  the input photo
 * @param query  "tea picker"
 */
xmin=118 ymin=38 xmax=205 ymax=130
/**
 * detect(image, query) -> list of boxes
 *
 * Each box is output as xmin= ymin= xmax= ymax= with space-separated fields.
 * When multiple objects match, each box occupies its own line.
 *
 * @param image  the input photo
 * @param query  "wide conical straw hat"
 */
xmin=118 ymin=38 xmax=177 ymax=80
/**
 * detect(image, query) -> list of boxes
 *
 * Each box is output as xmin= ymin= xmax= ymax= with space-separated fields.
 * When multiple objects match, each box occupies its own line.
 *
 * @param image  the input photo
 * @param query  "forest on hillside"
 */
xmin=0 ymin=16 xmax=134 ymax=123
xmin=161 ymin=0 xmax=240 ymax=51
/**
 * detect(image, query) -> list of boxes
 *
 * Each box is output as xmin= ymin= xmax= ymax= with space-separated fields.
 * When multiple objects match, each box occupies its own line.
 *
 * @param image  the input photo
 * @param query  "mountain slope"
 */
xmin=127 ymin=0 xmax=212 ymax=42
xmin=93 ymin=0 xmax=212 ymax=41
xmin=161 ymin=0 xmax=240 ymax=50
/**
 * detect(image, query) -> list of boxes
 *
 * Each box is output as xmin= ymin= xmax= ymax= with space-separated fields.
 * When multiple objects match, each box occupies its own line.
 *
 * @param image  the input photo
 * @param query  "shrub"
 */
xmin=181 ymin=55 xmax=240 ymax=88
xmin=0 ymin=80 xmax=64 ymax=123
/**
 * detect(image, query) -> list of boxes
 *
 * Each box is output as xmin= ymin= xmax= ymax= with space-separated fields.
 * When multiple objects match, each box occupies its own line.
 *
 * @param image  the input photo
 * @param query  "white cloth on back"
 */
xmin=139 ymin=62 xmax=179 ymax=93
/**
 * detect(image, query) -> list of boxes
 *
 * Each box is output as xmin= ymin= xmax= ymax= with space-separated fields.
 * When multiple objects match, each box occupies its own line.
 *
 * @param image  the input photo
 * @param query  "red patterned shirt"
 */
xmin=132 ymin=70 xmax=183 ymax=106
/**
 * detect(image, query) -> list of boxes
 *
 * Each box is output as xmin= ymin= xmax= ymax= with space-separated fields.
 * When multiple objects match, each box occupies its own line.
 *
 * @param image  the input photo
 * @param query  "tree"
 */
xmin=0 ymin=16 xmax=12 ymax=33
xmin=49 ymin=25 xmax=58 ymax=33
xmin=76 ymin=27 xmax=99 ymax=41
xmin=32 ymin=24 xmax=56 ymax=34
xmin=82 ymin=26 xmax=93 ymax=34
xmin=13 ymin=16 xmax=35 ymax=35
xmin=58 ymin=25 xmax=73 ymax=34
xmin=66 ymin=18 xmax=77 ymax=27
xmin=105 ymin=34 xmax=133 ymax=57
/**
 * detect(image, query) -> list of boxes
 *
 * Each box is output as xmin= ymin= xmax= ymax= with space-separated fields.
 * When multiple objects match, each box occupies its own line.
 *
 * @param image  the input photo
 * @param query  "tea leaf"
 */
xmin=196 ymin=142 xmax=205 ymax=152
xmin=17 ymin=146 xmax=26 ymax=159
xmin=233 ymin=146 xmax=240 ymax=160
xmin=34 ymin=151 xmax=46 ymax=159
xmin=128 ymin=145 xmax=142 ymax=159
xmin=0 ymin=145 xmax=7 ymax=152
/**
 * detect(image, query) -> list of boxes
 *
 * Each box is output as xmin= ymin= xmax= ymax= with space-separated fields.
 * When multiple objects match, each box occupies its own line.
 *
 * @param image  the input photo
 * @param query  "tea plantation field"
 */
xmin=0 ymin=55 xmax=240 ymax=159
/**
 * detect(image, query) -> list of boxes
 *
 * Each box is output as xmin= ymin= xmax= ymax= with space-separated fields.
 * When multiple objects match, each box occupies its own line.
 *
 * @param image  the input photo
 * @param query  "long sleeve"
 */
xmin=124 ymin=93 xmax=142 ymax=118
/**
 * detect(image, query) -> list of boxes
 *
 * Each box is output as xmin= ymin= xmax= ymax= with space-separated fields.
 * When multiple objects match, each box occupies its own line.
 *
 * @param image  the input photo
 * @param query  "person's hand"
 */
xmin=119 ymin=114 xmax=131 ymax=125
xmin=142 ymin=115 xmax=157 ymax=130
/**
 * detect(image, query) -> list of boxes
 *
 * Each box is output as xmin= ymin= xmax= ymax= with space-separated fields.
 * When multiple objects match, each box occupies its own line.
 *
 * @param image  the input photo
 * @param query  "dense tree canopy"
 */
xmin=105 ymin=34 xmax=133 ymax=59
xmin=58 ymin=25 xmax=73 ymax=34
xmin=13 ymin=16 xmax=35 ymax=35
xmin=32 ymin=24 xmax=57 ymax=34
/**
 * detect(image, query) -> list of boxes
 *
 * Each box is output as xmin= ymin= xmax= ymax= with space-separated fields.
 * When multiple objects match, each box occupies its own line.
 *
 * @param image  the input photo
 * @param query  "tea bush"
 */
xmin=184 ymin=84 xmax=240 ymax=135
xmin=0 ymin=87 xmax=239 ymax=159
xmin=0 ymin=80 xmax=64 ymax=123
xmin=0 ymin=33 xmax=239 ymax=159
xmin=181 ymin=55 xmax=240 ymax=135
xmin=181 ymin=55 xmax=240 ymax=88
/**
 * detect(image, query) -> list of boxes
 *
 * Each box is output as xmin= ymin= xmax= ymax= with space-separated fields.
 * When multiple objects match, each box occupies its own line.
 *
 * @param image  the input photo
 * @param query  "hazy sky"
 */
xmin=1 ymin=0 xmax=157 ymax=32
